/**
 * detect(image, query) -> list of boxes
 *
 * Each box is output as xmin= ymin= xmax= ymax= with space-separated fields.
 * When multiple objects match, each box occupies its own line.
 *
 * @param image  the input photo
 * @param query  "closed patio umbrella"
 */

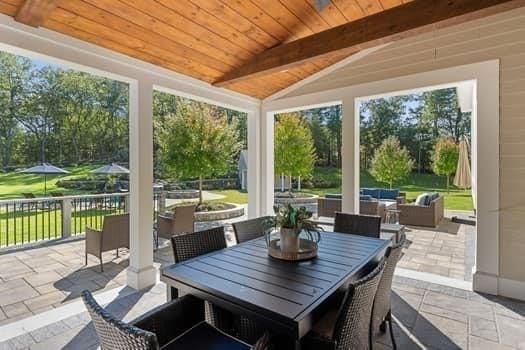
xmin=454 ymin=137 xmax=471 ymax=189
xmin=20 ymin=163 xmax=69 ymax=194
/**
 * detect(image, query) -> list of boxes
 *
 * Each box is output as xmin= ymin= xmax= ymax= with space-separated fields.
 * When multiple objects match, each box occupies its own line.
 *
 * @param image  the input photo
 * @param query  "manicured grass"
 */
xmin=210 ymin=189 xmax=248 ymax=204
xmin=0 ymin=206 xmax=123 ymax=247
xmin=0 ymin=165 xmax=100 ymax=199
xmin=302 ymin=168 xmax=473 ymax=211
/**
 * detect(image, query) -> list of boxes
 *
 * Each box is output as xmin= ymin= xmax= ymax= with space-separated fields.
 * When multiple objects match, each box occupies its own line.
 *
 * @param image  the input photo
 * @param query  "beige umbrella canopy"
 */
xmin=454 ymin=137 xmax=471 ymax=189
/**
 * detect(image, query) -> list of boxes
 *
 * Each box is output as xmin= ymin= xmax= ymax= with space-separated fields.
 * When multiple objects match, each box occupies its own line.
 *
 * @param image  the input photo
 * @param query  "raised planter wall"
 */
xmin=194 ymin=203 xmax=245 ymax=222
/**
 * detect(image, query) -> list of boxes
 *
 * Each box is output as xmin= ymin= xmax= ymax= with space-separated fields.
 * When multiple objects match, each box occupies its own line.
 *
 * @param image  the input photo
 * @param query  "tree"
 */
xmin=159 ymin=101 xmax=242 ymax=204
xmin=360 ymin=96 xmax=407 ymax=170
xmin=274 ymin=113 xmax=316 ymax=191
xmin=370 ymin=136 xmax=414 ymax=189
xmin=431 ymin=138 xmax=459 ymax=193
xmin=0 ymin=52 xmax=32 ymax=167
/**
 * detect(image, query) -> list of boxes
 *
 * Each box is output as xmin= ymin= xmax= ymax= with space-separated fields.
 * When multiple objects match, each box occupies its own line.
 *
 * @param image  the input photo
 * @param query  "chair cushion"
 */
xmin=428 ymin=192 xmax=440 ymax=203
xmin=415 ymin=193 xmax=430 ymax=206
xmin=164 ymin=321 xmax=250 ymax=350
xmin=362 ymin=188 xmax=380 ymax=199
xmin=379 ymin=189 xmax=399 ymax=200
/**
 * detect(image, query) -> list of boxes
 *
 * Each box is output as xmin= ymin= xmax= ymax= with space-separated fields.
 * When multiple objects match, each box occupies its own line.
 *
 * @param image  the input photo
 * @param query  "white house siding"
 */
xmin=284 ymin=7 xmax=525 ymax=283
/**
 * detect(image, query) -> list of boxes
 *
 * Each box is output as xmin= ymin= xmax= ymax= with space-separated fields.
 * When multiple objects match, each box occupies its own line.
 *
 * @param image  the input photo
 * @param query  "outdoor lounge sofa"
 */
xmin=317 ymin=194 xmax=387 ymax=220
xmin=398 ymin=194 xmax=444 ymax=227
xmin=317 ymin=189 xmax=405 ymax=219
xmin=85 ymin=213 xmax=129 ymax=271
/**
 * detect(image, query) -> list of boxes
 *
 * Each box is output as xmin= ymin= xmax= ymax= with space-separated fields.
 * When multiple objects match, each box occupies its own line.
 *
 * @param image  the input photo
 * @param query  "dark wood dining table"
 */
xmin=161 ymin=231 xmax=390 ymax=347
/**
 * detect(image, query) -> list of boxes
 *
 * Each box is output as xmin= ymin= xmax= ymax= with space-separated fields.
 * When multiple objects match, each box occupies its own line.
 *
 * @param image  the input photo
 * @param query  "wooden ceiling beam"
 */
xmin=214 ymin=0 xmax=525 ymax=87
xmin=15 ymin=0 xmax=61 ymax=27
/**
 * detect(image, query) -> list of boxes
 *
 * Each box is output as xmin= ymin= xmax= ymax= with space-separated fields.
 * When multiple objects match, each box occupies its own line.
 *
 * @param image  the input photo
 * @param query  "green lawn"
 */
xmin=0 ymin=207 xmax=123 ymax=247
xmin=0 ymin=164 xmax=100 ymax=199
xmin=211 ymin=169 xmax=473 ymax=211
xmin=302 ymin=168 xmax=473 ymax=211
xmin=210 ymin=189 xmax=248 ymax=204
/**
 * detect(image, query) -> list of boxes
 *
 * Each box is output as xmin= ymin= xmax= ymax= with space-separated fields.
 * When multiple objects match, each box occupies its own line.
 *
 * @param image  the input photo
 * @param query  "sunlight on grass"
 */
xmin=211 ymin=189 xmax=248 ymax=204
xmin=0 ymin=165 xmax=101 ymax=199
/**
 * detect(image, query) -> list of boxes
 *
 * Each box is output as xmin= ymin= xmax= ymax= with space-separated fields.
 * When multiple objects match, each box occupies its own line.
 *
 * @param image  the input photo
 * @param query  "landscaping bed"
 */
xmin=274 ymin=192 xmax=318 ymax=205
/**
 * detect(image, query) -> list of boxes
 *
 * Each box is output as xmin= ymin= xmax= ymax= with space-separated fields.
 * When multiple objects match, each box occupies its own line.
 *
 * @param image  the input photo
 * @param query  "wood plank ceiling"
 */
xmin=0 ymin=0 xmax=411 ymax=98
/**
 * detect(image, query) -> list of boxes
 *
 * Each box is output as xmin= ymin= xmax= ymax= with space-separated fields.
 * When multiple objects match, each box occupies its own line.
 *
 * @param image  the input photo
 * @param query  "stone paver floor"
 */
xmin=0 ymin=220 xmax=239 ymax=325
xmin=398 ymin=217 xmax=475 ymax=282
xmin=1 ymin=275 xmax=524 ymax=350
xmin=0 ymin=211 xmax=474 ymax=325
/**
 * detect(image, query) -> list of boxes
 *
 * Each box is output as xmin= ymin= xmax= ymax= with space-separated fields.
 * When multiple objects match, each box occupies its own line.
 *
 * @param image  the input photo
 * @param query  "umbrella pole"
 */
xmin=44 ymin=174 xmax=47 ymax=195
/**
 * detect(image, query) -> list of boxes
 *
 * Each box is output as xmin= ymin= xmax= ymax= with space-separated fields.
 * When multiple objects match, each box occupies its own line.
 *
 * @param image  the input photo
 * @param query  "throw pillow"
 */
xmin=415 ymin=193 xmax=430 ymax=206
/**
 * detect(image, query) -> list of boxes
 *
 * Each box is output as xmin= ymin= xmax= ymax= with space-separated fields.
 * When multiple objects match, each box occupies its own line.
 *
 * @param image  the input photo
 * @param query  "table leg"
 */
xmin=166 ymin=285 xmax=178 ymax=301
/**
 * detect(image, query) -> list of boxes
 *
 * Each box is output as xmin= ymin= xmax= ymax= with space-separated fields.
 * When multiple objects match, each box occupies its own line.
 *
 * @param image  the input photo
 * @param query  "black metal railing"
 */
xmin=70 ymin=194 xmax=128 ymax=235
xmin=0 ymin=198 xmax=63 ymax=247
xmin=0 ymin=192 xmax=172 ymax=249
xmin=0 ymin=193 xmax=129 ymax=248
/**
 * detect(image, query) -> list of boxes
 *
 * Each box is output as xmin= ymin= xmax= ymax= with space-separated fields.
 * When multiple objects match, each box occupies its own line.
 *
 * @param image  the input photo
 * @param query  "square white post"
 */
xmin=247 ymin=109 xmax=261 ymax=218
xmin=127 ymin=78 xmax=156 ymax=290
xmin=341 ymin=97 xmax=358 ymax=213
xmin=260 ymin=108 xmax=275 ymax=215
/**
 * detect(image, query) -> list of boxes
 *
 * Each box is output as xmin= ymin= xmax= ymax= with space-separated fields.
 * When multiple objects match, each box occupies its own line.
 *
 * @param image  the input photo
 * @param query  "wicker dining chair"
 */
xmin=170 ymin=227 xmax=233 ymax=331
xmin=301 ymin=258 xmax=386 ymax=350
xmin=82 ymin=290 xmax=271 ymax=350
xmin=232 ymin=216 xmax=272 ymax=244
xmin=333 ymin=212 xmax=382 ymax=238
xmin=371 ymin=234 xmax=406 ymax=350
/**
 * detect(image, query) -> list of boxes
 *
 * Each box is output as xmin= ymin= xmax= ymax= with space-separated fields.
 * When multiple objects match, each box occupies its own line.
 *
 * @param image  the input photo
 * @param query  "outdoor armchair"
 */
xmin=85 ymin=213 xmax=129 ymax=272
xmin=82 ymin=290 xmax=271 ymax=350
xmin=398 ymin=195 xmax=444 ymax=227
xmin=156 ymin=204 xmax=196 ymax=248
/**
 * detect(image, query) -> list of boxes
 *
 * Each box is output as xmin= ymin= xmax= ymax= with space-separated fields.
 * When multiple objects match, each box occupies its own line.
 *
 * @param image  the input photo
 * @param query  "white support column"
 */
xmin=341 ymin=97 xmax=359 ymax=213
xmin=260 ymin=108 xmax=275 ymax=215
xmin=247 ymin=109 xmax=260 ymax=218
xmin=127 ymin=78 xmax=157 ymax=290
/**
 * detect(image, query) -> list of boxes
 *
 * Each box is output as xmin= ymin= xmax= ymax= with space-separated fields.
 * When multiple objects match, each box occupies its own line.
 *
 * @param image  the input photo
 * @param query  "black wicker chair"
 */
xmin=301 ymin=258 xmax=386 ymax=350
xmin=82 ymin=290 xmax=271 ymax=350
xmin=171 ymin=226 xmax=227 ymax=263
xmin=232 ymin=216 xmax=272 ymax=244
xmin=371 ymin=234 xmax=406 ymax=350
xmin=333 ymin=212 xmax=381 ymax=238
xmin=170 ymin=227 xmax=232 ymax=330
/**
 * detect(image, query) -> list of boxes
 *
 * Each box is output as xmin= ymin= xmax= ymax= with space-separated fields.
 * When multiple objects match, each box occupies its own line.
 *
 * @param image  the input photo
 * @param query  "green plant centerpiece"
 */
xmin=265 ymin=204 xmax=321 ymax=255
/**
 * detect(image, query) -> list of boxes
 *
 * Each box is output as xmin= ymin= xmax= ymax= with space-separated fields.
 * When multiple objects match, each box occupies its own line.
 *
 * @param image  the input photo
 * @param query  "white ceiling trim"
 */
xmin=263 ymin=44 xmax=390 ymax=103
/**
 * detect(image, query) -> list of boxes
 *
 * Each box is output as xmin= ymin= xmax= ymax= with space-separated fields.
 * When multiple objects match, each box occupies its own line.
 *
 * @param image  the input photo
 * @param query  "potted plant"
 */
xmin=266 ymin=204 xmax=321 ymax=253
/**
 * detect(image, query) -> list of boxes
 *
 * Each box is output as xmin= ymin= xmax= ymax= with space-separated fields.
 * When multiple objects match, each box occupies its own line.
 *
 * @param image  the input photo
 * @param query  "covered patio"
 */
xmin=1 ymin=0 xmax=525 ymax=349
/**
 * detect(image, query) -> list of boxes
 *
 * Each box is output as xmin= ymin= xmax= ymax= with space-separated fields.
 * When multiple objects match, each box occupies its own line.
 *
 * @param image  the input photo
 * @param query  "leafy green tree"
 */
xmin=360 ymin=96 xmax=407 ymax=170
xmin=274 ymin=113 xmax=316 ymax=191
xmin=0 ymin=52 xmax=32 ymax=167
xmin=431 ymin=138 xmax=459 ymax=193
xmin=159 ymin=101 xmax=242 ymax=203
xmin=370 ymin=136 xmax=414 ymax=189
